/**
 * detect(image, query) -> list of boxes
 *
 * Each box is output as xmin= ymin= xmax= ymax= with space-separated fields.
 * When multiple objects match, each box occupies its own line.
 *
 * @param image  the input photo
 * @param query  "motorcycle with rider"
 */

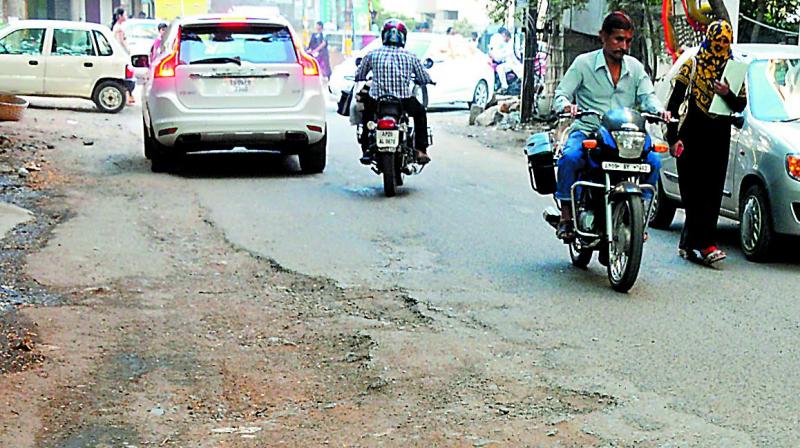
xmin=352 ymin=19 xmax=435 ymax=197
xmin=524 ymin=11 xmax=674 ymax=292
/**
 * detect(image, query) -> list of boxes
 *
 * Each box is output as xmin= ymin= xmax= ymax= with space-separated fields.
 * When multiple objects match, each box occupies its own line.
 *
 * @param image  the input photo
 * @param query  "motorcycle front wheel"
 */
xmin=380 ymin=153 xmax=397 ymax=197
xmin=607 ymin=196 xmax=644 ymax=293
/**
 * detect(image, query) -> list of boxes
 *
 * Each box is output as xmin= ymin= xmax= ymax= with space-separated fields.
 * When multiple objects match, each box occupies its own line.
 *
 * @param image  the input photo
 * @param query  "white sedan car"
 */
xmin=140 ymin=15 xmax=327 ymax=173
xmin=329 ymin=33 xmax=495 ymax=109
xmin=0 ymin=20 xmax=132 ymax=113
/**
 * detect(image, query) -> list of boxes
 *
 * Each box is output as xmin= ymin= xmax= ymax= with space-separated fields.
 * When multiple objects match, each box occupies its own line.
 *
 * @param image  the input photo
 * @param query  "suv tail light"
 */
xmin=155 ymin=33 xmax=180 ymax=78
xmin=125 ymin=64 xmax=134 ymax=79
xmin=298 ymin=50 xmax=319 ymax=76
xmin=377 ymin=118 xmax=397 ymax=130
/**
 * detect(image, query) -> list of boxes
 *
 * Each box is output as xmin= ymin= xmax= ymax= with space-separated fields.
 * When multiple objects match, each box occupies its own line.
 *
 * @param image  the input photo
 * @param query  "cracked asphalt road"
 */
xmin=0 ymin=97 xmax=798 ymax=447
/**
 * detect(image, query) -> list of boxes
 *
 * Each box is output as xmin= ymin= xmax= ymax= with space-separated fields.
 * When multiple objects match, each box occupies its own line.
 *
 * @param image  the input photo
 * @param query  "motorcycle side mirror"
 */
xmin=732 ymin=114 xmax=745 ymax=129
xmin=355 ymin=57 xmax=363 ymax=67
xmin=423 ymin=58 xmax=434 ymax=69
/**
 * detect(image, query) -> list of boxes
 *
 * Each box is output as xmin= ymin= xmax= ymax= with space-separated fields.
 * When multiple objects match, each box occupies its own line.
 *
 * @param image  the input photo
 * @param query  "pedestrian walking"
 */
xmin=307 ymin=21 xmax=332 ymax=80
xmin=666 ymin=20 xmax=746 ymax=265
xmin=111 ymin=7 xmax=136 ymax=105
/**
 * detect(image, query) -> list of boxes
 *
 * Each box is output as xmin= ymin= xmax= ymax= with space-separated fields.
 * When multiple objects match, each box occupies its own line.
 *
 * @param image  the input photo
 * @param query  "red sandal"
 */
xmin=700 ymin=246 xmax=726 ymax=265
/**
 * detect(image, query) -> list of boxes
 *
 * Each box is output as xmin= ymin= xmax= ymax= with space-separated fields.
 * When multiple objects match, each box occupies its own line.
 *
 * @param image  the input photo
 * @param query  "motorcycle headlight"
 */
xmin=612 ymin=131 xmax=646 ymax=159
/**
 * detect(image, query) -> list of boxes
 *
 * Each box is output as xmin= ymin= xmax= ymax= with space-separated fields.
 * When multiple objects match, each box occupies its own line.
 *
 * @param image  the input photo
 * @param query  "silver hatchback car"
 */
xmin=650 ymin=44 xmax=800 ymax=261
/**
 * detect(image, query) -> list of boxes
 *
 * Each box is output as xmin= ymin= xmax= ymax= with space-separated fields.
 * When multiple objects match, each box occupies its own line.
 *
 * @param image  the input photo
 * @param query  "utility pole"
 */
xmin=520 ymin=0 xmax=539 ymax=123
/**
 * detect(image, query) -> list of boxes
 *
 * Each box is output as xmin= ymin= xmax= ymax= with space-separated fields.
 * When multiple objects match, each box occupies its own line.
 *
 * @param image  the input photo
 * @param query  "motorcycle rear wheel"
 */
xmin=380 ymin=153 xmax=397 ymax=197
xmin=607 ymin=196 xmax=644 ymax=293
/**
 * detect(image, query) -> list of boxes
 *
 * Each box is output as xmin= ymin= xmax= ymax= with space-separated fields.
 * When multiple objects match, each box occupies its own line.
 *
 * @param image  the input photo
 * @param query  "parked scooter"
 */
xmin=525 ymin=108 xmax=674 ymax=292
xmin=491 ymin=59 xmax=521 ymax=96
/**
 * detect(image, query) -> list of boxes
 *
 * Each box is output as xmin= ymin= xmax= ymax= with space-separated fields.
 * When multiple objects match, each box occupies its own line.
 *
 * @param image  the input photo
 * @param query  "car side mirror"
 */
xmin=355 ymin=57 xmax=363 ymax=67
xmin=732 ymin=114 xmax=745 ymax=129
xmin=423 ymin=58 xmax=434 ymax=69
xmin=131 ymin=54 xmax=149 ymax=68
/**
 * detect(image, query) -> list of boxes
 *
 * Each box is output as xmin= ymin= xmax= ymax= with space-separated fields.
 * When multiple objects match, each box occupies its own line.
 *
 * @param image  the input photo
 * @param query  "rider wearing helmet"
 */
xmin=355 ymin=19 xmax=434 ymax=164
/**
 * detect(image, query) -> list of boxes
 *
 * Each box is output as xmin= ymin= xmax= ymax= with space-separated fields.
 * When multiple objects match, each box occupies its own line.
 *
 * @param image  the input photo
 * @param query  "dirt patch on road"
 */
xmin=1 ymin=118 xmax=609 ymax=446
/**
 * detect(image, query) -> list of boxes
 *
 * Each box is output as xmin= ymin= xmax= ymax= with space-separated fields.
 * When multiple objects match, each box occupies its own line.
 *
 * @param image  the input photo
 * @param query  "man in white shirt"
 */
xmin=489 ymin=28 xmax=522 ymax=91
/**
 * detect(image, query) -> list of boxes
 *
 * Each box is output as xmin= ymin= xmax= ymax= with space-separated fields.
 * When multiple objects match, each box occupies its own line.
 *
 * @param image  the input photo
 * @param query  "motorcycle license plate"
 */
xmin=376 ymin=130 xmax=399 ymax=150
xmin=601 ymin=161 xmax=651 ymax=173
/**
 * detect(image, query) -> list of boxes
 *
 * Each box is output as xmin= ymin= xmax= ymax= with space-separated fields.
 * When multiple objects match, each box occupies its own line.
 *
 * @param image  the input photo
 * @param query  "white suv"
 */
xmin=140 ymin=15 xmax=327 ymax=173
xmin=0 ymin=20 xmax=132 ymax=113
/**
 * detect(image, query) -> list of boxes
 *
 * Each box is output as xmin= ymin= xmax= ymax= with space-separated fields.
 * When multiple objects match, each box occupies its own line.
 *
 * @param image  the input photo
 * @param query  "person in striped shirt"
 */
xmin=355 ymin=19 xmax=435 ymax=164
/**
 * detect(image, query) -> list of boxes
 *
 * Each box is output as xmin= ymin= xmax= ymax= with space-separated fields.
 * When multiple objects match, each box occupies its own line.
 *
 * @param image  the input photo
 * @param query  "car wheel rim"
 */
xmin=473 ymin=81 xmax=489 ymax=107
xmin=742 ymin=196 xmax=762 ymax=252
xmin=100 ymin=86 xmax=123 ymax=110
xmin=609 ymin=201 xmax=631 ymax=282
xmin=649 ymin=188 xmax=660 ymax=223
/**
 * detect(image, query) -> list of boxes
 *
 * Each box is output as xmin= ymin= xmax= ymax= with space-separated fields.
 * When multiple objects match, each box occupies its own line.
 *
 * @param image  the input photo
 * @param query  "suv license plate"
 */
xmin=601 ymin=161 xmax=651 ymax=173
xmin=376 ymin=130 xmax=399 ymax=150
xmin=227 ymin=78 xmax=252 ymax=93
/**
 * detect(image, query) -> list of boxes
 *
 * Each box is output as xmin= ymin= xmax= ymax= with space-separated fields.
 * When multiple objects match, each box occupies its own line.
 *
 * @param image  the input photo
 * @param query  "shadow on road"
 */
xmin=651 ymin=217 xmax=800 ymax=265
xmin=339 ymin=183 xmax=418 ymax=201
xmin=172 ymin=152 xmax=304 ymax=179
xmin=27 ymin=104 xmax=102 ymax=114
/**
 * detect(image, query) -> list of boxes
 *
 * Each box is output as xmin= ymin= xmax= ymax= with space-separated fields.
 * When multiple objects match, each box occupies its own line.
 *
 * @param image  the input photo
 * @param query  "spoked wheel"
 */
xmin=607 ymin=197 xmax=645 ymax=293
xmin=380 ymin=153 xmax=397 ymax=197
xmin=569 ymin=241 xmax=593 ymax=269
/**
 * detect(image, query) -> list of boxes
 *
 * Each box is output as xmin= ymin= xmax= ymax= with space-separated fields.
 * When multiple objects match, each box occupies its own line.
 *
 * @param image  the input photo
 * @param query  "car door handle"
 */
xmin=739 ymin=149 xmax=745 ymax=156
xmin=84 ymin=62 xmax=93 ymax=68
xmin=28 ymin=60 xmax=38 ymax=66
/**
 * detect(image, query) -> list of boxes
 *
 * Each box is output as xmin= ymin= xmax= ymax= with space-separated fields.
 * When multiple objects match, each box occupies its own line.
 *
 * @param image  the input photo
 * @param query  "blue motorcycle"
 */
xmin=525 ymin=108 xmax=673 ymax=292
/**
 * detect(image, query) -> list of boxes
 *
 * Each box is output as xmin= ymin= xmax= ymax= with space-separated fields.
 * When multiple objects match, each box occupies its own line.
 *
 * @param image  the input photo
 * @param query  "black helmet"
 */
xmin=382 ymin=19 xmax=407 ymax=47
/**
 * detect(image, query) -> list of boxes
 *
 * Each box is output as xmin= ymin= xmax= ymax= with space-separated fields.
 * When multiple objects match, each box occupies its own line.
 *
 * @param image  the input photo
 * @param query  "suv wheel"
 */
xmin=149 ymin=131 xmax=177 ymax=173
xmin=740 ymin=184 xmax=774 ymax=261
xmin=93 ymin=80 xmax=126 ymax=113
xmin=143 ymin=119 xmax=154 ymax=159
xmin=299 ymin=135 xmax=327 ymax=174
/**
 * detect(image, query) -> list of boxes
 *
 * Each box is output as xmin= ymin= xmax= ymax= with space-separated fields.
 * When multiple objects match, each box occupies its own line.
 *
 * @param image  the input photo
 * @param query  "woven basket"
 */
xmin=0 ymin=94 xmax=29 ymax=122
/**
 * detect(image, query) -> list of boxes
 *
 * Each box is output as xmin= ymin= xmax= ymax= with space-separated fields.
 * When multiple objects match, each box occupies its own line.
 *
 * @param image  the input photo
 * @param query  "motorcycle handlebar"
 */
xmin=557 ymin=110 xmax=601 ymax=119
xmin=641 ymin=112 xmax=679 ymax=124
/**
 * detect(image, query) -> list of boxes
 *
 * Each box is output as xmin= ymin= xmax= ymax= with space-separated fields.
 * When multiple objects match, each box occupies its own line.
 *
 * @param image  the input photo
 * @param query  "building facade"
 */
xmin=2 ymin=0 xmax=144 ymax=26
xmin=380 ymin=0 xmax=491 ymax=33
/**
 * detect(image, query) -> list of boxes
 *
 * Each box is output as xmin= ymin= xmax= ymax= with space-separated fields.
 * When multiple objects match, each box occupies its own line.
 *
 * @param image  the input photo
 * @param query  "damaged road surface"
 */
xmin=1 ymin=102 xmax=799 ymax=447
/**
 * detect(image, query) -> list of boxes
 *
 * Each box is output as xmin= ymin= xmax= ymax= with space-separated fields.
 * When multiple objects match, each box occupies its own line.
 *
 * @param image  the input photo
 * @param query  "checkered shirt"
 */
xmin=354 ymin=45 xmax=433 ymax=100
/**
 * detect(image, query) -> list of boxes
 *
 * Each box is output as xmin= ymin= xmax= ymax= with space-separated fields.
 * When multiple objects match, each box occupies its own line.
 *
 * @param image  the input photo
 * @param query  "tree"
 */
xmin=607 ymin=0 xmax=664 ymax=78
xmin=371 ymin=0 xmax=418 ymax=31
xmin=738 ymin=0 xmax=799 ymax=42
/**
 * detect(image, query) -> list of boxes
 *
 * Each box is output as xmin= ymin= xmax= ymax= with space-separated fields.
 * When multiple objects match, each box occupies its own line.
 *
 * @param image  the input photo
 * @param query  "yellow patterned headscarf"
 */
xmin=675 ymin=20 xmax=733 ymax=115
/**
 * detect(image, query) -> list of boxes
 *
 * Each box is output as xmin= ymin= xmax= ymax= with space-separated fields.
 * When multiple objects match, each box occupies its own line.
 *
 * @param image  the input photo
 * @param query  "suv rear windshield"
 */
xmin=178 ymin=24 xmax=296 ymax=65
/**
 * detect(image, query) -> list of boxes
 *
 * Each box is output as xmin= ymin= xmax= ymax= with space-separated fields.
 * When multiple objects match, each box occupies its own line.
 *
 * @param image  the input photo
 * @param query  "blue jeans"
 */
xmin=555 ymin=130 xmax=660 ymax=201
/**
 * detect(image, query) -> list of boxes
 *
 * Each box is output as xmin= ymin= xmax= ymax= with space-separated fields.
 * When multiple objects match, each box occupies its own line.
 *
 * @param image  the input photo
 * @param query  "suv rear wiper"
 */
xmin=780 ymin=117 xmax=800 ymax=123
xmin=190 ymin=56 xmax=241 ymax=66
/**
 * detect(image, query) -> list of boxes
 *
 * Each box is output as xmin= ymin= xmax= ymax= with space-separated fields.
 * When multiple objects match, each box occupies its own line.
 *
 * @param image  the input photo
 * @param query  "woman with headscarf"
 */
xmin=666 ymin=20 xmax=746 ymax=265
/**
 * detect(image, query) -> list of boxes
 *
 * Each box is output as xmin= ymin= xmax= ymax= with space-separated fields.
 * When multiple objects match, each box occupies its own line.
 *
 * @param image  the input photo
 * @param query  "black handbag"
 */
xmin=336 ymin=89 xmax=352 ymax=117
